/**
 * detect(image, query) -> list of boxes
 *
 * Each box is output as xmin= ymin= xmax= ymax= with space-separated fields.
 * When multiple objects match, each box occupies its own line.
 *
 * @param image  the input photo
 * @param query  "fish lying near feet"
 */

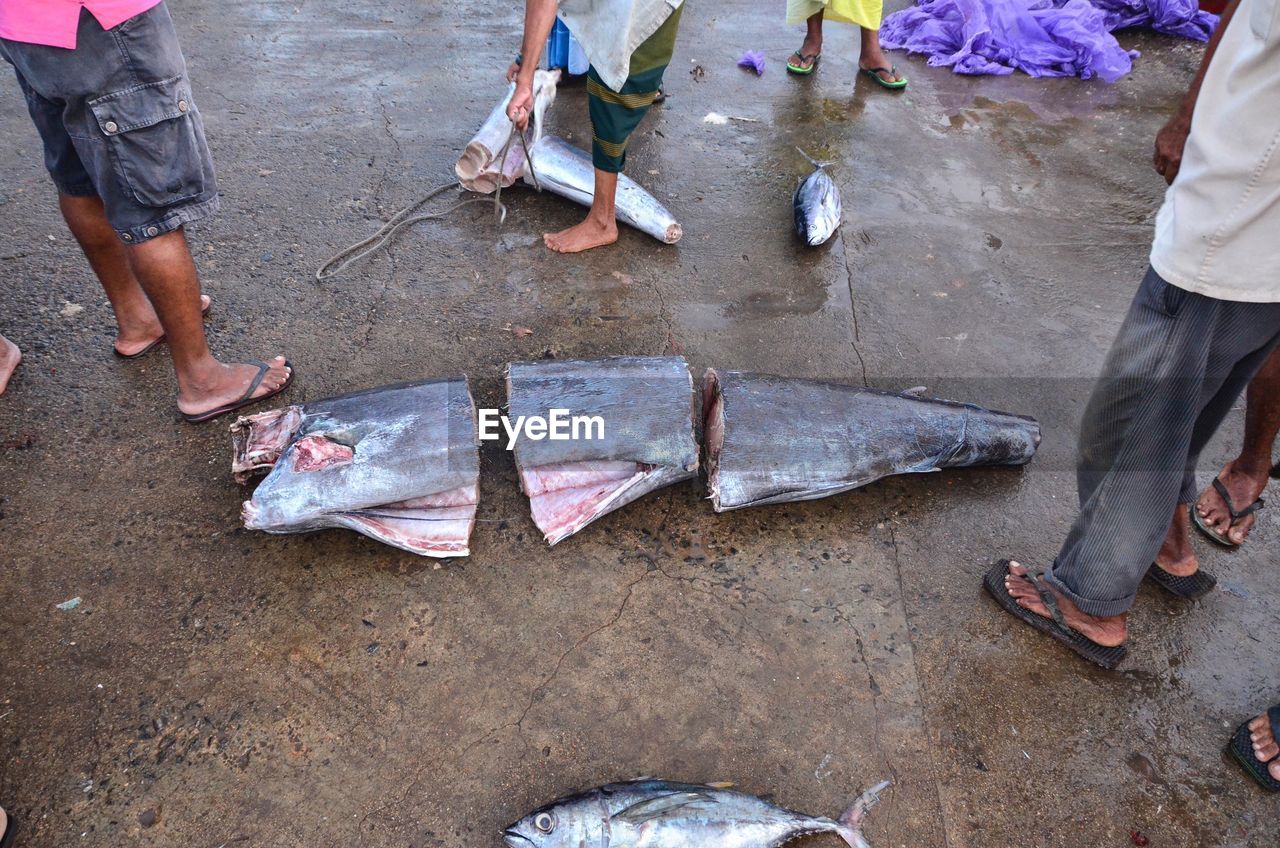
xmin=703 ymin=370 xmax=1040 ymax=511
xmin=793 ymin=149 xmax=841 ymax=247
xmin=507 ymin=357 xmax=700 ymax=545
xmin=504 ymin=779 xmax=892 ymax=848
xmin=522 ymin=136 xmax=682 ymax=244
xmin=231 ymin=378 xmax=479 ymax=556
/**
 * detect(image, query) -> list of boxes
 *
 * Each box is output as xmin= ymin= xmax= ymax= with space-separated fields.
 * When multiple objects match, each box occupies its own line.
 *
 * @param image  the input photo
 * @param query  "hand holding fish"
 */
xmin=508 ymin=81 xmax=534 ymax=131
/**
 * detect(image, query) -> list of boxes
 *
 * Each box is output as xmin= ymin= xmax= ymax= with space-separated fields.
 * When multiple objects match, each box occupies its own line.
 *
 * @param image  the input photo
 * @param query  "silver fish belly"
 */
xmin=793 ymin=167 xmax=841 ymax=246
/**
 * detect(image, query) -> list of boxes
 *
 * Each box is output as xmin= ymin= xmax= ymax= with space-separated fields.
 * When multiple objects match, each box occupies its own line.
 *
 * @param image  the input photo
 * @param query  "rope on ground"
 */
xmin=314 ymin=182 xmax=503 ymax=281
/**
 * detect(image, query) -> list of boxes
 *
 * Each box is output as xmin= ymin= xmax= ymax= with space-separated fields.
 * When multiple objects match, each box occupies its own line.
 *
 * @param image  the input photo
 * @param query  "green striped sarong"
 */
xmin=587 ymin=4 xmax=683 ymax=173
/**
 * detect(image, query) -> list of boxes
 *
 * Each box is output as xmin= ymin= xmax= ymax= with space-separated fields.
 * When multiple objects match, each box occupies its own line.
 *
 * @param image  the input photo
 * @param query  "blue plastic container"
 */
xmin=545 ymin=19 xmax=571 ymax=70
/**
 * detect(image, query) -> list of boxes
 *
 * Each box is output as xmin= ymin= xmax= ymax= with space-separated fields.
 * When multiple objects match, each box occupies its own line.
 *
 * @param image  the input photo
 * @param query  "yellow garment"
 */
xmin=786 ymin=0 xmax=883 ymax=31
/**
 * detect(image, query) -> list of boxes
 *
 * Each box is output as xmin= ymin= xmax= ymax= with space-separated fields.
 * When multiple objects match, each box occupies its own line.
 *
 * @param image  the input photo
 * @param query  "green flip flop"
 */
xmin=786 ymin=50 xmax=820 ymax=75
xmin=861 ymin=65 xmax=908 ymax=89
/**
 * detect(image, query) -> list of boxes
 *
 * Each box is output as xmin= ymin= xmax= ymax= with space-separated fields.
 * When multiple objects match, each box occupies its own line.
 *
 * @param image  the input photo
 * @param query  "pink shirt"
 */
xmin=0 ymin=0 xmax=162 ymax=49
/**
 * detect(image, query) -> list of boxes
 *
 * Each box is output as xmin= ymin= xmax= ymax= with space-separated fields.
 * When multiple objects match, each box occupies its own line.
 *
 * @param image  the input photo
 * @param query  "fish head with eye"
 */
xmin=503 ymin=800 xmax=590 ymax=848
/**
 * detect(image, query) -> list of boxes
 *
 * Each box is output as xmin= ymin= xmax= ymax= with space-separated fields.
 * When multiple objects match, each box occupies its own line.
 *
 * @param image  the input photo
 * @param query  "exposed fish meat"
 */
xmin=793 ymin=149 xmax=841 ymax=246
xmin=456 ymin=70 xmax=560 ymax=194
xmin=703 ymin=370 xmax=1040 ymax=511
xmin=231 ymin=377 xmax=479 ymax=557
xmin=503 ymin=778 xmax=891 ymax=848
xmin=522 ymin=136 xmax=683 ymax=244
xmin=507 ymin=357 xmax=699 ymax=545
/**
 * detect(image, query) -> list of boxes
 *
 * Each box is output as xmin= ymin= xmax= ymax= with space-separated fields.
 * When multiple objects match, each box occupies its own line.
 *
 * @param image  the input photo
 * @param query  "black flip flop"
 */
xmin=180 ymin=359 xmax=295 ymax=424
xmin=983 ymin=560 xmax=1127 ymax=670
xmin=114 ymin=295 xmax=212 ymax=360
xmin=1193 ymin=476 xmax=1264 ymax=547
xmin=1226 ymin=705 xmax=1280 ymax=793
xmin=1144 ymin=562 xmax=1216 ymax=600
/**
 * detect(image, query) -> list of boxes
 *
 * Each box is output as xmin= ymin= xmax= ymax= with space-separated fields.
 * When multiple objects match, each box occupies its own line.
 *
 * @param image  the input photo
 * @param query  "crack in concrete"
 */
xmin=836 ymin=227 xmax=870 ymax=387
xmin=886 ymin=525 xmax=954 ymax=848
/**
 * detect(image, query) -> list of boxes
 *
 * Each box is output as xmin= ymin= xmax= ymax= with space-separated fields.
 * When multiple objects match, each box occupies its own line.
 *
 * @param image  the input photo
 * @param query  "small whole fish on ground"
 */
xmin=504 ymin=779 xmax=891 ymax=848
xmin=793 ymin=148 xmax=841 ymax=247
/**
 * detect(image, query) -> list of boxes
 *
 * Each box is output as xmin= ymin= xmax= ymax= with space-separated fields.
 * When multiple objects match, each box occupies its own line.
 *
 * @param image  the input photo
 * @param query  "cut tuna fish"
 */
xmin=704 ymin=370 xmax=1041 ymax=511
xmin=456 ymin=70 xmax=560 ymax=194
xmin=522 ymin=136 xmax=682 ymax=244
xmin=231 ymin=377 xmax=479 ymax=557
xmin=507 ymin=356 xmax=700 ymax=545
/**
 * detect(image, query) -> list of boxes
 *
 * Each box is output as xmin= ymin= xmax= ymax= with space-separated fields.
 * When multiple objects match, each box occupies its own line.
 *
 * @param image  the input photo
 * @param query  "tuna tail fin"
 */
xmin=795 ymin=147 xmax=835 ymax=170
xmin=834 ymin=781 xmax=891 ymax=848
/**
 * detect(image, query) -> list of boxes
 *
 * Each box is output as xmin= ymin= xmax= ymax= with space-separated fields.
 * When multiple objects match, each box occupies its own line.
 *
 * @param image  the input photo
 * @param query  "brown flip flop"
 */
xmin=181 ymin=359 xmax=295 ymax=424
xmin=114 ymin=294 xmax=212 ymax=359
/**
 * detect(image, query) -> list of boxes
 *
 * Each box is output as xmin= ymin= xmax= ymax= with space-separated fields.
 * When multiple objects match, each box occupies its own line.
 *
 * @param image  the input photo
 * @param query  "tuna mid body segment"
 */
xmin=507 ymin=356 xmax=700 ymax=545
xmin=232 ymin=377 xmax=480 ymax=557
xmin=704 ymin=370 xmax=1041 ymax=512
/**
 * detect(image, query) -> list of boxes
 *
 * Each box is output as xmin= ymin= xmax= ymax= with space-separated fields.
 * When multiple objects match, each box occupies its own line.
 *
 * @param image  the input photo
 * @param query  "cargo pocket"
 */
xmin=89 ymin=75 xmax=204 ymax=207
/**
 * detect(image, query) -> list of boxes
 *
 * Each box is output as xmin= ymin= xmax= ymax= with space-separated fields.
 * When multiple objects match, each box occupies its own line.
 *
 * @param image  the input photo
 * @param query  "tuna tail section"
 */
xmin=834 ymin=781 xmax=891 ymax=848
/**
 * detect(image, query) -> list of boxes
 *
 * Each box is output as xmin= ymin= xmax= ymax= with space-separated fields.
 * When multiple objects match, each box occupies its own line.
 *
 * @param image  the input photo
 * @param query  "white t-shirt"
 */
xmin=1150 ymin=0 xmax=1280 ymax=303
xmin=557 ymin=0 xmax=683 ymax=92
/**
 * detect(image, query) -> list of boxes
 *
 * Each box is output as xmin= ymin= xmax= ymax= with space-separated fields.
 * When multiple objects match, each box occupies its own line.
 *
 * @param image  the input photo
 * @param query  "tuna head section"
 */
xmin=507 ymin=356 xmax=700 ymax=545
xmin=705 ymin=370 xmax=1040 ymax=512
xmin=456 ymin=69 xmax=561 ymax=193
xmin=793 ymin=167 xmax=841 ymax=247
xmin=232 ymin=377 xmax=480 ymax=557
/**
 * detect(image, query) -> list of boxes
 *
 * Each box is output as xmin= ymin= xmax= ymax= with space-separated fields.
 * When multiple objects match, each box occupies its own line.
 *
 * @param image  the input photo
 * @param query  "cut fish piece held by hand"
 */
xmin=507 ymin=357 xmax=699 ymax=545
xmin=231 ymin=377 xmax=480 ymax=557
xmin=503 ymin=779 xmax=892 ymax=848
xmin=457 ymin=70 xmax=560 ymax=193
xmin=704 ymin=370 xmax=1041 ymax=511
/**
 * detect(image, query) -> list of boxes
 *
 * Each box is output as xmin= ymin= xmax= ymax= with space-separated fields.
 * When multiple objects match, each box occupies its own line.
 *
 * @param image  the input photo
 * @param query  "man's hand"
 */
xmin=506 ymin=59 xmax=522 ymax=82
xmin=507 ymin=80 xmax=534 ymax=131
xmin=1153 ymin=113 xmax=1192 ymax=185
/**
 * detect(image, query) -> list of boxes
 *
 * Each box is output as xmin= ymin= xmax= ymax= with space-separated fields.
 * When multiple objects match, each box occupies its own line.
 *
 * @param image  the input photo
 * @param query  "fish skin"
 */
xmin=793 ymin=166 xmax=841 ymax=247
xmin=705 ymin=370 xmax=1040 ymax=512
xmin=234 ymin=377 xmax=479 ymax=555
xmin=522 ymin=136 xmax=682 ymax=244
xmin=507 ymin=356 xmax=699 ymax=545
xmin=503 ymin=779 xmax=890 ymax=848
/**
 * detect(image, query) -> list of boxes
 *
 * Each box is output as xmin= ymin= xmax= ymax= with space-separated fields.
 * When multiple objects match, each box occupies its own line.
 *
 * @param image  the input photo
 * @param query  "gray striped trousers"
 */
xmin=1046 ymin=267 xmax=1280 ymax=617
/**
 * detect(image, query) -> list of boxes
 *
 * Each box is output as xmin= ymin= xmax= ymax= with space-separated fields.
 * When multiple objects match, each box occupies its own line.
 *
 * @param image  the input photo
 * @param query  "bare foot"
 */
xmin=1248 ymin=712 xmax=1280 ymax=781
xmin=0 ymin=334 xmax=21 ymax=396
xmin=544 ymin=216 xmax=618 ymax=254
xmin=1004 ymin=561 xmax=1127 ymax=647
xmin=177 ymin=356 xmax=292 ymax=420
xmin=1154 ymin=503 xmax=1199 ymax=577
xmin=115 ymin=294 xmax=211 ymax=357
xmin=1196 ymin=459 xmax=1269 ymax=544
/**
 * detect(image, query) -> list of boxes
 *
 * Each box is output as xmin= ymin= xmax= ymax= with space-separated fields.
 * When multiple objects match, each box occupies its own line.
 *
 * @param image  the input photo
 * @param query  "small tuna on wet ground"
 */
xmin=793 ymin=149 xmax=841 ymax=247
xmin=504 ymin=778 xmax=891 ymax=848
xmin=703 ymin=370 xmax=1040 ymax=511
xmin=507 ymin=356 xmax=700 ymax=545
xmin=231 ymin=377 xmax=479 ymax=556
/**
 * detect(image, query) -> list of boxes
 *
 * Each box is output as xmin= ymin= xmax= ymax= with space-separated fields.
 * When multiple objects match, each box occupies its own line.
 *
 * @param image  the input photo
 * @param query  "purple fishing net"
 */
xmin=881 ymin=0 xmax=1217 ymax=83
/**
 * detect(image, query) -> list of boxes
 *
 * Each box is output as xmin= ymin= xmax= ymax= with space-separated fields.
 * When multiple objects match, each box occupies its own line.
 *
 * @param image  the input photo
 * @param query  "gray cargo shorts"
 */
xmin=0 ymin=2 xmax=218 ymax=244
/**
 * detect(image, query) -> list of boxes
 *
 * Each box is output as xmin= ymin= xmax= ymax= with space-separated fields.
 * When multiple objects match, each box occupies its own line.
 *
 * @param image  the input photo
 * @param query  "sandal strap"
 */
xmin=1212 ymin=476 xmax=1264 ymax=520
xmin=1013 ymin=569 xmax=1067 ymax=630
xmin=1269 ymin=705 xmax=1280 ymax=745
xmin=237 ymin=360 xmax=271 ymax=404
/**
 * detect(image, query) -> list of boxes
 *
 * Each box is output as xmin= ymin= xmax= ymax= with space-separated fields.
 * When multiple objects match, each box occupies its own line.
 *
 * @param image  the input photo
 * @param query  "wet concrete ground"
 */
xmin=1 ymin=1 xmax=1277 ymax=845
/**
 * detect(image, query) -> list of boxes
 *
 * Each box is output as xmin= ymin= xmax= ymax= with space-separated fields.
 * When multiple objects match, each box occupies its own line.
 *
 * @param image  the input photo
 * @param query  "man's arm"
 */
xmin=1154 ymin=0 xmax=1241 ymax=184
xmin=507 ymin=0 xmax=559 ymax=130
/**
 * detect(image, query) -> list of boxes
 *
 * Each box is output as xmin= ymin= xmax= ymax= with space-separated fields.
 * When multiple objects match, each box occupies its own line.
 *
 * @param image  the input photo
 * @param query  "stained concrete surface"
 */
xmin=1 ymin=1 xmax=1277 ymax=846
